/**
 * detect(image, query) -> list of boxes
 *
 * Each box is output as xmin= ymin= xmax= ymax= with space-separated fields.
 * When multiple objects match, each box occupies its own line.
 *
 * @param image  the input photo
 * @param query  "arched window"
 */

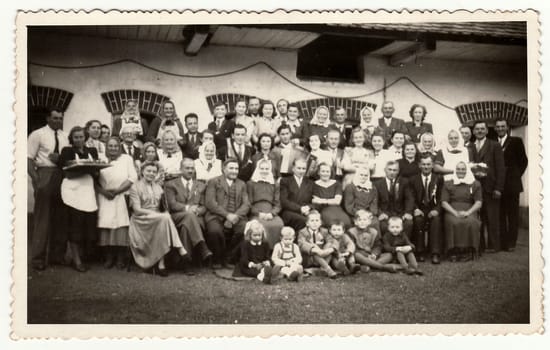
xmin=28 ymin=85 xmax=74 ymax=134
xmin=205 ymin=93 xmax=265 ymax=116
xmin=100 ymin=89 xmax=171 ymax=126
xmin=455 ymin=101 xmax=528 ymax=127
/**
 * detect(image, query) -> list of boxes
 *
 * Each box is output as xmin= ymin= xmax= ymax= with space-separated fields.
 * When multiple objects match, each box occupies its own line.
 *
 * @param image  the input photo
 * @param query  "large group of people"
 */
xmin=27 ymin=98 xmax=528 ymax=283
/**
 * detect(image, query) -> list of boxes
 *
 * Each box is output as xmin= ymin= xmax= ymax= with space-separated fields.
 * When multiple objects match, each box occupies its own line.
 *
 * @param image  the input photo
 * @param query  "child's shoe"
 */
xmin=326 ymin=268 xmax=338 ymax=279
xmin=360 ymin=265 xmax=371 ymax=273
xmin=350 ymin=263 xmax=361 ymax=274
xmin=288 ymin=271 xmax=299 ymax=282
xmin=414 ymin=269 xmax=424 ymax=276
xmin=335 ymin=260 xmax=350 ymax=275
xmin=405 ymin=267 xmax=416 ymax=275
xmin=261 ymin=266 xmax=273 ymax=284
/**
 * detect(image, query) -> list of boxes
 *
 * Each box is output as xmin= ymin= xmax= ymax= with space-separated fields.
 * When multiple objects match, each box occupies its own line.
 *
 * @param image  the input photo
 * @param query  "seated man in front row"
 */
xmin=164 ymin=158 xmax=213 ymax=267
xmin=373 ymin=160 xmax=414 ymax=238
xmin=205 ymin=158 xmax=250 ymax=268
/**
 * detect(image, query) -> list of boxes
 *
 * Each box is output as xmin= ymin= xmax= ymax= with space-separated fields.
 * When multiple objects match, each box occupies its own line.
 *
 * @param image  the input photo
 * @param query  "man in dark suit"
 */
xmin=218 ymin=124 xmax=255 ymax=181
xmin=280 ymin=158 xmax=314 ymax=231
xmin=410 ymin=155 xmax=444 ymax=264
xmin=204 ymin=158 xmax=250 ymax=268
xmin=207 ymin=102 xmax=232 ymax=151
xmin=325 ymin=129 xmax=345 ymax=180
xmin=377 ymin=101 xmax=408 ymax=147
xmin=181 ymin=113 xmax=202 ymax=159
xmin=373 ymin=160 xmax=414 ymax=237
xmin=459 ymin=124 xmax=473 ymax=147
xmin=468 ymin=120 xmax=506 ymax=253
xmin=165 ymin=158 xmax=212 ymax=266
xmin=329 ymin=107 xmax=353 ymax=149
xmin=495 ymin=118 xmax=528 ymax=252
xmin=120 ymin=126 xmax=142 ymax=162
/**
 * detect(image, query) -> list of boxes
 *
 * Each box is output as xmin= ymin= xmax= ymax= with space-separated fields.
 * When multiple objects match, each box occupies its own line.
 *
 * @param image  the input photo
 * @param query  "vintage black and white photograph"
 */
xmin=12 ymin=10 xmax=541 ymax=337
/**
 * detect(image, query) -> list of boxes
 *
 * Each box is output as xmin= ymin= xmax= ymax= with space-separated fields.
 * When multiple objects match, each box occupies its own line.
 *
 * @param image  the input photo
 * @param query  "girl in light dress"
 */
xmin=253 ymin=100 xmax=281 ymax=145
xmin=305 ymin=133 xmax=333 ymax=179
xmin=387 ymin=130 xmax=406 ymax=160
xmin=84 ymin=119 xmax=107 ymax=161
xmin=135 ymin=142 xmax=165 ymax=184
xmin=370 ymin=133 xmax=393 ymax=181
xmin=232 ymin=99 xmax=256 ymax=145
xmin=340 ymin=127 xmax=375 ymax=188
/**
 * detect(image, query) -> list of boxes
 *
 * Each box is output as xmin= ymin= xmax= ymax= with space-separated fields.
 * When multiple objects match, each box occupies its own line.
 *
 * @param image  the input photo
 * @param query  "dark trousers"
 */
xmin=205 ymin=217 xmax=246 ymax=263
xmin=31 ymin=167 xmax=64 ymax=265
xmin=413 ymin=210 xmax=442 ymax=255
xmin=500 ymin=192 xmax=520 ymax=249
xmin=380 ymin=217 xmax=413 ymax=237
xmin=480 ymin=192 xmax=501 ymax=251
xmin=281 ymin=210 xmax=307 ymax=231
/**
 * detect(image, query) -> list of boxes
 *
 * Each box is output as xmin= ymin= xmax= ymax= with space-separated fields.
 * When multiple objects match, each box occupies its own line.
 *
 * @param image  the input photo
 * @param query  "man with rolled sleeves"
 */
xmin=494 ymin=118 xmax=528 ymax=252
xmin=205 ymin=158 xmax=250 ymax=268
xmin=27 ymin=109 xmax=68 ymax=270
xmin=468 ymin=120 xmax=506 ymax=253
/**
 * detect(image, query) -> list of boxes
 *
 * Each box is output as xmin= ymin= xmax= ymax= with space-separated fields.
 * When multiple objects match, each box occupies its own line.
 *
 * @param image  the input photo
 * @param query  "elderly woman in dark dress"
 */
xmin=58 ymin=126 xmax=100 ymax=272
xmin=397 ymin=142 xmax=420 ymax=179
xmin=405 ymin=104 xmax=433 ymax=143
xmin=343 ymin=165 xmax=378 ymax=222
xmin=441 ymin=161 xmax=483 ymax=262
xmin=247 ymin=158 xmax=285 ymax=248
xmin=312 ymin=162 xmax=352 ymax=228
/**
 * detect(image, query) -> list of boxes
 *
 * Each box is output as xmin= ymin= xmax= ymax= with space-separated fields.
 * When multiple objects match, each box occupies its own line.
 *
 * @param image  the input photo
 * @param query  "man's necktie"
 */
xmin=423 ymin=176 xmax=430 ymax=204
xmin=54 ymin=130 xmax=59 ymax=154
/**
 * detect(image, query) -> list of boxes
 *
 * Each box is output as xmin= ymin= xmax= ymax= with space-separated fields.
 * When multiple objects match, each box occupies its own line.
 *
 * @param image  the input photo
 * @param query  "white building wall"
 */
xmin=27 ymin=32 xmax=529 ymax=206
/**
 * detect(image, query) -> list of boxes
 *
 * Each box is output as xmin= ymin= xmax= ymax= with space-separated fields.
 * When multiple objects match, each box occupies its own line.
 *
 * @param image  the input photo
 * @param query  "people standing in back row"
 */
xmin=494 ymin=118 xmax=528 ymax=252
xmin=377 ymin=101 xmax=408 ymax=148
xmin=468 ymin=121 xmax=505 ymax=253
xmin=27 ymin=109 xmax=68 ymax=270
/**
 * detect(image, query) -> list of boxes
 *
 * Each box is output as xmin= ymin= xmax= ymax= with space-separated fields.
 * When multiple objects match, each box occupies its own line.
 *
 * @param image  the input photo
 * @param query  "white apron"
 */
xmin=61 ymin=152 xmax=98 ymax=212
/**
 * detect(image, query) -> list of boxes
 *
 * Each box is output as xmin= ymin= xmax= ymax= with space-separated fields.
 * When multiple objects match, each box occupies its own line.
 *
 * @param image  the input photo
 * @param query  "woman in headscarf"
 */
xmin=194 ymin=141 xmax=222 ymax=183
xmin=441 ymin=161 xmax=482 ymax=262
xmin=312 ymin=162 xmax=352 ymax=228
xmin=253 ymin=100 xmax=281 ymax=144
xmin=84 ymin=119 xmax=106 ymax=160
xmin=302 ymin=106 xmax=331 ymax=145
xmin=96 ymin=137 xmax=137 ymax=269
xmin=146 ymin=100 xmax=185 ymax=145
xmin=251 ymin=133 xmax=282 ymax=179
xmin=112 ymin=99 xmax=149 ymax=144
xmin=247 ymin=158 xmax=285 ymax=248
xmin=434 ymin=129 xmax=471 ymax=181
xmin=359 ymin=105 xmax=378 ymax=146
xmin=58 ymin=126 xmax=100 ymax=272
xmin=128 ymin=161 xmax=187 ymax=276
xmin=417 ymin=132 xmax=438 ymax=157
xmin=343 ymin=165 xmax=378 ymax=224
xmin=405 ymin=104 xmax=433 ymax=144
xmin=157 ymin=129 xmax=183 ymax=181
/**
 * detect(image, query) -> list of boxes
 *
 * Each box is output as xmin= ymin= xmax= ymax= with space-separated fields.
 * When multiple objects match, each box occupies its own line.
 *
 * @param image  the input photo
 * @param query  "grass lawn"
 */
xmin=27 ymin=230 xmax=530 ymax=324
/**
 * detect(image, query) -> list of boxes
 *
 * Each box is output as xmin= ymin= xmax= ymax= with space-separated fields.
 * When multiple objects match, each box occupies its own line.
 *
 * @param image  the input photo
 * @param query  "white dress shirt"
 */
xmin=27 ymin=125 xmax=69 ymax=167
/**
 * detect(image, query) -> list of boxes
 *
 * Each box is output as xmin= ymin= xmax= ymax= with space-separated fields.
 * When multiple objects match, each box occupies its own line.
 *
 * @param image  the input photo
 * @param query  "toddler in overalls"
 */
xmin=271 ymin=227 xmax=304 ymax=282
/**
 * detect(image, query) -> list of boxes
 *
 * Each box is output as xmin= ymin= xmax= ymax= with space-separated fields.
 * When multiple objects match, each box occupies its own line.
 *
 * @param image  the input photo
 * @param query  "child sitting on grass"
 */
xmin=271 ymin=227 xmax=304 ymax=282
xmin=382 ymin=216 xmax=423 ymax=276
xmin=347 ymin=210 xmax=397 ymax=273
xmin=297 ymin=210 xmax=338 ymax=278
xmin=239 ymin=220 xmax=274 ymax=284
xmin=324 ymin=221 xmax=361 ymax=276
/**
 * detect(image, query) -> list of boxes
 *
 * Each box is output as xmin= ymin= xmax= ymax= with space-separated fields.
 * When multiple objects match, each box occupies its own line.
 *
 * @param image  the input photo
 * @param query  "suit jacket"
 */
xmin=297 ymin=227 xmax=329 ymax=254
xmin=181 ymin=132 xmax=202 ymax=159
xmin=164 ymin=176 xmax=206 ymax=215
xmin=329 ymin=123 xmax=353 ymax=148
xmin=208 ymin=119 xmax=233 ymax=150
xmin=204 ymin=175 xmax=250 ymax=223
xmin=409 ymin=173 xmax=444 ymax=213
xmin=373 ymin=177 xmax=415 ymax=216
xmin=468 ymin=138 xmax=506 ymax=193
xmin=501 ymin=136 xmax=528 ymax=193
xmin=219 ymin=139 xmax=256 ymax=181
xmin=280 ymin=175 xmax=314 ymax=213
xmin=120 ymin=143 xmax=142 ymax=162
xmin=377 ymin=117 xmax=408 ymax=146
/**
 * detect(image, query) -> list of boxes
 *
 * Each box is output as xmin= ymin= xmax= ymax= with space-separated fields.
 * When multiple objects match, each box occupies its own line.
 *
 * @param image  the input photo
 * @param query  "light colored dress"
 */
xmin=341 ymin=147 xmax=375 ymax=186
xmin=128 ymin=180 xmax=185 ymax=269
xmin=157 ymin=149 xmax=183 ymax=176
xmin=97 ymin=154 xmax=138 ymax=246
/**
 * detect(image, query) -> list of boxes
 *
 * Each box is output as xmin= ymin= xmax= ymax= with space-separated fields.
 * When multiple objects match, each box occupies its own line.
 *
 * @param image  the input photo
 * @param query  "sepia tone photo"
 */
xmin=12 ymin=10 xmax=542 ymax=338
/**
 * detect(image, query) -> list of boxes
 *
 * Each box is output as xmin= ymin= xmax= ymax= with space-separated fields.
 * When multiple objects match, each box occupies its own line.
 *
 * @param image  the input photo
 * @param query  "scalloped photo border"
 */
xmin=11 ymin=8 xmax=543 ymax=338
